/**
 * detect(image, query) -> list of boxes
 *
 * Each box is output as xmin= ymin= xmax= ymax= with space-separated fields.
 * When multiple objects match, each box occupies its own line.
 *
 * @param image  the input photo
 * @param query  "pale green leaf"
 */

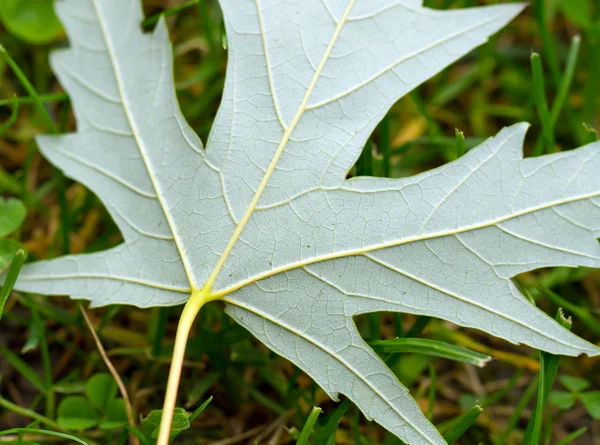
xmin=5 ymin=1 xmax=600 ymax=444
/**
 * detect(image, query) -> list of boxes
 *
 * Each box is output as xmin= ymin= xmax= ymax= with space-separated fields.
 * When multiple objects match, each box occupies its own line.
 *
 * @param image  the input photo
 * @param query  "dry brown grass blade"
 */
xmin=79 ymin=303 xmax=140 ymax=445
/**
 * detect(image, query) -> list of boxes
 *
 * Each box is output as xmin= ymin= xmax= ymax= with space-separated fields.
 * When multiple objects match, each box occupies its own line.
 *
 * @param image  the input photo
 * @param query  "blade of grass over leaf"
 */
xmin=371 ymin=338 xmax=491 ymax=367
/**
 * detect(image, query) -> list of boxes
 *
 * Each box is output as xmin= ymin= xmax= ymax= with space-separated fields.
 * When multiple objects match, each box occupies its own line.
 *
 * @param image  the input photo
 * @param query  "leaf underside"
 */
xmin=6 ymin=0 xmax=600 ymax=444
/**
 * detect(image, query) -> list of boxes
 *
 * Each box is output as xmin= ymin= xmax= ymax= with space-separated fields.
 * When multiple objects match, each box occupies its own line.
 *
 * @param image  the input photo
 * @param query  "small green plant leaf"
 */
xmin=99 ymin=398 xmax=128 ymax=430
xmin=0 ymin=239 xmax=23 ymax=271
xmin=141 ymin=407 xmax=191 ymax=440
xmin=5 ymin=1 xmax=600 ymax=444
xmin=57 ymin=396 xmax=101 ymax=431
xmin=0 ymin=0 xmax=63 ymax=44
xmin=559 ymin=375 xmax=591 ymax=393
xmin=85 ymin=373 xmax=118 ymax=413
xmin=0 ymin=197 xmax=25 ymax=237
xmin=548 ymin=391 xmax=577 ymax=410
xmin=580 ymin=391 xmax=600 ymax=419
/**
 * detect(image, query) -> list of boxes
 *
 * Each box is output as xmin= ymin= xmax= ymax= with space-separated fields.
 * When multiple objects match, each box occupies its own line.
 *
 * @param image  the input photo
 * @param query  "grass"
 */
xmin=0 ymin=0 xmax=599 ymax=444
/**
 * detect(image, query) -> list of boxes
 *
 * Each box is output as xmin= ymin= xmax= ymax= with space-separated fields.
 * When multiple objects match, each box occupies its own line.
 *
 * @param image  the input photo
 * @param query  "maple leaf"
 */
xmin=5 ymin=0 xmax=600 ymax=443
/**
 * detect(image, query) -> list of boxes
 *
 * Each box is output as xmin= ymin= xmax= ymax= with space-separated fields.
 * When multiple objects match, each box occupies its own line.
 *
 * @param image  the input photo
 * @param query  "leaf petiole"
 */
xmin=156 ymin=285 xmax=219 ymax=445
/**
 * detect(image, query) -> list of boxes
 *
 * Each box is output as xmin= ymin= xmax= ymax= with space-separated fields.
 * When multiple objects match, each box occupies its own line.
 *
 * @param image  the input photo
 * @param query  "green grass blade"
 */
xmin=427 ymin=364 xmax=436 ymax=420
xmin=0 ymin=45 xmax=57 ymax=133
xmin=0 ymin=345 xmax=45 ymax=393
xmin=534 ymin=0 xmax=561 ymax=85
xmin=550 ymin=35 xmax=581 ymax=126
xmin=497 ymin=377 xmax=538 ymax=445
xmin=357 ymin=139 xmax=373 ymax=176
xmin=313 ymin=400 xmax=350 ymax=445
xmin=142 ymin=0 xmax=201 ymax=28
xmin=555 ymin=427 xmax=587 ymax=445
xmin=371 ymin=338 xmax=491 ymax=367
xmin=523 ymin=352 xmax=546 ymax=445
xmin=186 ymin=371 xmax=220 ymax=409
xmin=296 ymin=407 xmax=322 ymax=445
xmin=55 ymin=168 xmax=71 ymax=254
xmin=530 ymin=53 xmax=554 ymax=155
xmin=582 ymin=123 xmax=598 ymax=144
xmin=0 ymin=249 xmax=26 ymax=321
xmin=379 ymin=116 xmax=390 ymax=177
xmin=443 ymin=403 xmax=483 ymax=444
xmin=0 ymin=95 xmax=19 ymax=137
xmin=0 ymin=428 xmax=90 ymax=445
xmin=0 ymin=396 xmax=62 ymax=431
xmin=0 ymin=92 xmax=68 ymax=107
xmin=543 ymin=287 xmax=600 ymax=335
xmin=522 ymin=309 xmax=572 ymax=445
xmin=31 ymin=308 xmax=55 ymax=418
xmin=455 ymin=128 xmax=466 ymax=159
xmin=406 ymin=316 xmax=431 ymax=337
xmin=189 ymin=396 xmax=212 ymax=421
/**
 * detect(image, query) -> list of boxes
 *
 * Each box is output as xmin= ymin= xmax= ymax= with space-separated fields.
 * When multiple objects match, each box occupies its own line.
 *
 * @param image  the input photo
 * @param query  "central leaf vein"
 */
xmin=203 ymin=0 xmax=357 ymax=291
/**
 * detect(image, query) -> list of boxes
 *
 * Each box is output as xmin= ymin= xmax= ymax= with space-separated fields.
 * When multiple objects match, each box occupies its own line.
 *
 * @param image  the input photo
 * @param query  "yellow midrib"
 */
xmin=91 ymin=0 xmax=196 ymax=290
xmin=212 ymin=190 xmax=600 ymax=299
xmin=202 ymin=0 xmax=357 ymax=293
